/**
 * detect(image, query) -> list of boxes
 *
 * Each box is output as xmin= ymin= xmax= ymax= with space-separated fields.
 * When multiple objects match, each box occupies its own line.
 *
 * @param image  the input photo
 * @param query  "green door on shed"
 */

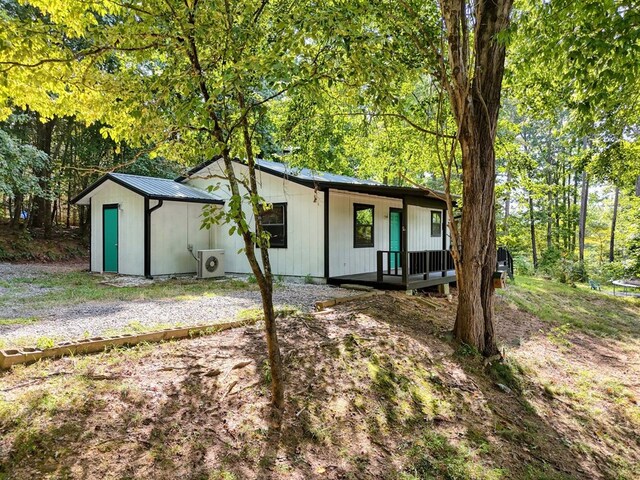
xmin=389 ymin=209 xmax=402 ymax=269
xmin=103 ymin=205 xmax=118 ymax=272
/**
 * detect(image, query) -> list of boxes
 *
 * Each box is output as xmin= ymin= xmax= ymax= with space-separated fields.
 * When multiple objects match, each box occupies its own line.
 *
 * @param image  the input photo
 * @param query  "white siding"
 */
xmin=89 ymin=181 xmax=144 ymax=275
xmin=184 ymin=159 xmax=450 ymax=279
xmin=150 ymin=201 xmax=212 ymax=276
xmin=186 ymin=159 xmax=325 ymax=277
xmin=328 ymin=190 xmax=402 ymax=277
xmin=407 ymin=205 xmax=448 ymax=251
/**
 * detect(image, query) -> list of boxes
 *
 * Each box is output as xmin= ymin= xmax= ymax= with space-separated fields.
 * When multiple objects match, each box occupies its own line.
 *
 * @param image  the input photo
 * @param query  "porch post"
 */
xmin=324 ymin=188 xmax=330 ymax=279
xmin=442 ymin=207 xmax=447 ymax=277
xmin=402 ymin=197 xmax=408 ymax=286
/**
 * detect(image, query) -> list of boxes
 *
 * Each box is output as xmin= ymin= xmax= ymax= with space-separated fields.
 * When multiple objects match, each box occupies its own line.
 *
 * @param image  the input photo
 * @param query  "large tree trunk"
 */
xmin=578 ymin=170 xmax=589 ymax=262
xmin=529 ymin=194 xmax=538 ymax=269
xmin=609 ymin=186 xmax=619 ymax=262
xmin=441 ymin=0 xmax=513 ymax=356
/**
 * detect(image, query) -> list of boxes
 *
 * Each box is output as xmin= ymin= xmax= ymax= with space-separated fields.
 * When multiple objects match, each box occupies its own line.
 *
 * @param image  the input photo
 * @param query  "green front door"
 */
xmin=103 ymin=205 xmax=118 ymax=272
xmin=389 ymin=209 xmax=402 ymax=269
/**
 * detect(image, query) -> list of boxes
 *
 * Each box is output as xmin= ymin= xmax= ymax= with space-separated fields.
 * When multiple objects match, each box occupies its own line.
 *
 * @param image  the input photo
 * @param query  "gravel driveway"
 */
xmin=0 ymin=262 xmax=358 ymax=345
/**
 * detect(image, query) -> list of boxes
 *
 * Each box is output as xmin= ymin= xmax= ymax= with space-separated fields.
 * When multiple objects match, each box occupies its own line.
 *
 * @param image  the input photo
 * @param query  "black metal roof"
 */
xmin=176 ymin=157 xmax=448 ymax=203
xmin=253 ymin=158 xmax=381 ymax=186
xmin=71 ymin=173 xmax=224 ymax=205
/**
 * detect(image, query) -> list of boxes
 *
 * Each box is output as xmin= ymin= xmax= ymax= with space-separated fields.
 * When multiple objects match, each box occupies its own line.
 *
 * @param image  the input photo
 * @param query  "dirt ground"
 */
xmin=0 ymin=224 xmax=87 ymax=262
xmin=0 ymin=290 xmax=638 ymax=479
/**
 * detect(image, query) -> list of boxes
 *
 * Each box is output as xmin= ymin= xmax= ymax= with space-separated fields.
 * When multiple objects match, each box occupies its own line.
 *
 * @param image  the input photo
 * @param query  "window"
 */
xmin=431 ymin=211 xmax=442 ymax=237
xmin=354 ymin=204 xmax=374 ymax=247
xmin=260 ymin=203 xmax=287 ymax=248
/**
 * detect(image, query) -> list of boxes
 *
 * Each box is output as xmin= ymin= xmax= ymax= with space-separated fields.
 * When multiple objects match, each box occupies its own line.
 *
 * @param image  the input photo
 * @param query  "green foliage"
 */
xmin=510 ymin=0 xmax=640 ymax=134
xmin=625 ymin=235 xmax=640 ymax=277
xmin=0 ymin=128 xmax=46 ymax=200
xmin=513 ymin=255 xmax=535 ymax=277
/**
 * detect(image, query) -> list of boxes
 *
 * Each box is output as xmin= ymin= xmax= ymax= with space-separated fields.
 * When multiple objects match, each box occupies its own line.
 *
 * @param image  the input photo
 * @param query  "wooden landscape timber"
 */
xmin=314 ymin=290 xmax=386 ymax=311
xmin=0 ymin=320 xmax=253 ymax=370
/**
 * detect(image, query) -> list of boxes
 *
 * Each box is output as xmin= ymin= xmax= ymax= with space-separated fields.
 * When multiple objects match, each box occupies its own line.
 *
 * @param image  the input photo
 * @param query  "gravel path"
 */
xmin=0 ymin=262 xmax=359 ymax=344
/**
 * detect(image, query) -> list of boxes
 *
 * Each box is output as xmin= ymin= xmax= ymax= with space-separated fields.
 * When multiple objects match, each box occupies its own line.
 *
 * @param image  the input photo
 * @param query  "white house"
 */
xmin=72 ymin=158 xmax=455 ymax=290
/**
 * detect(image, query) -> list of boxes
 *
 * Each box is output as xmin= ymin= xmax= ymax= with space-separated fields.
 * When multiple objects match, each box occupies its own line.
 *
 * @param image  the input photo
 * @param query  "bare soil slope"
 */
xmin=1 ymin=287 xmax=638 ymax=479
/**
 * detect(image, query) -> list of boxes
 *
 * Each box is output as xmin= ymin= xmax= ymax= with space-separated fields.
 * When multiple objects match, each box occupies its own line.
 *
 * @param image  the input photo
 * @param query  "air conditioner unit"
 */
xmin=197 ymin=249 xmax=225 ymax=278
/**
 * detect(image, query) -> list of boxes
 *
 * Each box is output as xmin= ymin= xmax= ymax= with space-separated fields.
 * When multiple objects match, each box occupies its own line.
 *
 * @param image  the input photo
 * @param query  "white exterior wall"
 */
xmin=89 ymin=181 xmax=144 ymax=275
xmin=186 ymin=160 xmax=325 ymax=277
xmin=150 ymin=201 xmax=212 ymax=276
xmin=185 ymin=160 xmax=450 ymax=278
xmin=328 ymin=190 xmax=402 ymax=277
xmin=407 ymin=205 xmax=450 ymax=251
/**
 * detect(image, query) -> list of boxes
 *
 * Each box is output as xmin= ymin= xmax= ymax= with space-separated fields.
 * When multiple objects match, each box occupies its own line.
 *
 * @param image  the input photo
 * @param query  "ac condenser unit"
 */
xmin=197 ymin=249 xmax=225 ymax=278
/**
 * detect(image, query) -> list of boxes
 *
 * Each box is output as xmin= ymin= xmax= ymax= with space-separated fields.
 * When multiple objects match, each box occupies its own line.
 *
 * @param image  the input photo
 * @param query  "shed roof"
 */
xmin=71 ymin=172 xmax=224 ymax=205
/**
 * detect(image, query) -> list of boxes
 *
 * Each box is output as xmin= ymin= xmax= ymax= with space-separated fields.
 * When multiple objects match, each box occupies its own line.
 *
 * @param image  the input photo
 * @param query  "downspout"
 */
xmin=144 ymin=198 xmax=164 ymax=278
xmin=88 ymin=198 xmax=92 ymax=272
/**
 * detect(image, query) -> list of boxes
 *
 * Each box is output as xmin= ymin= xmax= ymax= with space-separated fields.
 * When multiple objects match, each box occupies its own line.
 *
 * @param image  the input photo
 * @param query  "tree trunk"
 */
xmin=220 ymin=146 xmax=285 ymax=410
xmin=546 ymin=177 xmax=553 ymax=250
xmin=529 ymin=194 xmax=538 ymax=269
xmin=10 ymin=193 xmax=23 ymax=228
xmin=570 ymin=173 xmax=579 ymax=253
xmin=441 ymin=0 xmax=513 ymax=356
xmin=578 ymin=170 xmax=589 ymax=262
xmin=563 ymin=171 xmax=570 ymax=250
xmin=609 ymin=186 xmax=619 ymax=262
xmin=238 ymin=95 xmax=284 ymax=411
xmin=32 ymin=117 xmax=56 ymax=237
xmin=503 ymin=168 xmax=511 ymax=235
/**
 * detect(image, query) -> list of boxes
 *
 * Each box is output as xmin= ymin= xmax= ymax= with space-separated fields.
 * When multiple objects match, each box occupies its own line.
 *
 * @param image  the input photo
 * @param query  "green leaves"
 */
xmin=0 ymin=127 xmax=47 ymax=198
xmin=509 ymin=0 xmax=640 ymax=135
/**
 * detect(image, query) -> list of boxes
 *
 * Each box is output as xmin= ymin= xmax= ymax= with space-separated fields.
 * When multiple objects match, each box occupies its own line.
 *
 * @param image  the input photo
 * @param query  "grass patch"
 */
xmin=0 ymin=271 xmax=256 ymax=311
xmin=403 ymin=430 xmax=506 ymax=480
xmin=500 ymin=276 xmax=640 ymax=338
xmin=0 ymin=317 xmax=39 ymax=326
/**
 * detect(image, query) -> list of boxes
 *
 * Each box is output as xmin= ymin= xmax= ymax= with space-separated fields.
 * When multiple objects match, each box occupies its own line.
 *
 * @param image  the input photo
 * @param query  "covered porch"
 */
xmin=324 ymin=184 xmax=455 ymax=291
xmin=328 ymin=249 xmax=456 ymax=291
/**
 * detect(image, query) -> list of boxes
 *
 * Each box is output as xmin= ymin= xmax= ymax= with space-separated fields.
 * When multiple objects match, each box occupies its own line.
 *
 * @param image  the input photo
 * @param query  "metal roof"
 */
xmin=109 ymin=173 xmax=223 ymax=202
xmin=176 ymin=157 xmax=448 ymax=203
xmin=254 ymin=159 xmax=381 ymax=186
xmin=71 ymin=173 xmax=224 ymax=205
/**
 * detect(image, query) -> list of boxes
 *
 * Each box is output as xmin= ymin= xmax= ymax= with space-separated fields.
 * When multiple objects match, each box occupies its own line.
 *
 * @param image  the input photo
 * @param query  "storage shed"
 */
xmin=72 ymin=173 xmax=224 ymax=277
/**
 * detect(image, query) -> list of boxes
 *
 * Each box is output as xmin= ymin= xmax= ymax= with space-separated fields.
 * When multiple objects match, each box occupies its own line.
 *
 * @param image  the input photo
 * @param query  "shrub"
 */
xmin=538 ymin=246 xmax=562 ymax=277
xmin=593 ymin=261 xmax=626 ymax=283
xmin=513 ymin=255 xmax=535 ymax=276
xmin=569 ymin=261 xmax=588 ymax=283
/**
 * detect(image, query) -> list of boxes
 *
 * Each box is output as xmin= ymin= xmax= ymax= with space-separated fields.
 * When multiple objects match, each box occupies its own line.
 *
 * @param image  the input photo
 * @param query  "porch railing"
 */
xmin=497 ymin=246 xmax=514 ymax=279
xmin=376 ymin=249 xmax=455 ymax=284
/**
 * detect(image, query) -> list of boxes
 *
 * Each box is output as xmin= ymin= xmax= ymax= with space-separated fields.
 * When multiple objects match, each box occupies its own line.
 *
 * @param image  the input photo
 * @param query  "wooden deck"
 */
xmin=328 ymin=269 xmax=456 ymax=291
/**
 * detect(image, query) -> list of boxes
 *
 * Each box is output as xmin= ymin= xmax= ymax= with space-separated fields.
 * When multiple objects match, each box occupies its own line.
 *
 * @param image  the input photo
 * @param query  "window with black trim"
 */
xmin=431 ymin=210 xmax=442 ymax=237
xmin=260 ymin=203 xmax=287 ymax=248
xmin=354 ymin=204 xmax=374 ymax=247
